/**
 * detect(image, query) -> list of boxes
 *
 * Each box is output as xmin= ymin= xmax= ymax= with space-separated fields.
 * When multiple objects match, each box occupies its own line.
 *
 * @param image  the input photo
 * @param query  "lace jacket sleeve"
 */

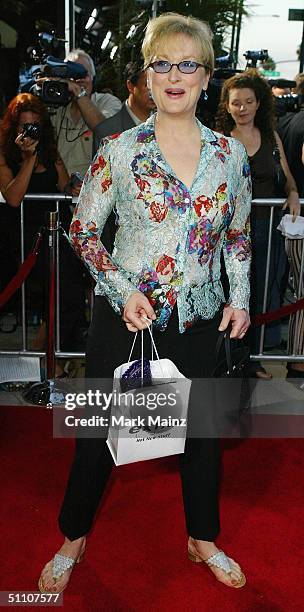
xmin=223 ymin=140 xmax=252 ymax=311
xmin=69 ymin=138 xmax=138 ymax=314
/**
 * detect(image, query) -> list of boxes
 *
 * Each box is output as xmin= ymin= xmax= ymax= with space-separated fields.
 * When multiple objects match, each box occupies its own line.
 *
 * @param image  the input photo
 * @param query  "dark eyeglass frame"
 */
xmin=148 ymin=60 xmax=209 ymax=74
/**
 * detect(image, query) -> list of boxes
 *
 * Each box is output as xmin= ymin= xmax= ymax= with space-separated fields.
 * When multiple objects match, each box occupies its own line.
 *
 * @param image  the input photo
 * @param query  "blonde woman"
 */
xmin=39 ymin=13 xmax=251 ymax=593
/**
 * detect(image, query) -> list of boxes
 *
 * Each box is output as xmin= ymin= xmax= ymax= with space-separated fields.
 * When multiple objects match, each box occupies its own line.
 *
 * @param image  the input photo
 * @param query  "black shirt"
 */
xmin=277 ymin=110 xmax=304 ymax=197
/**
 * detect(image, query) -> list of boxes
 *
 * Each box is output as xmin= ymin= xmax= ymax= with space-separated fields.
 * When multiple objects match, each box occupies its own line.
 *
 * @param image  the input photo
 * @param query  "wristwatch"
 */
xmin=76 ymin=87 xmax=88 ymax=99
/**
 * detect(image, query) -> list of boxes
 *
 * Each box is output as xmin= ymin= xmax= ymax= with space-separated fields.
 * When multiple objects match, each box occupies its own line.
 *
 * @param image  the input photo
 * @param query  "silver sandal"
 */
xmin=38 ymin=549 xmax=85 ymax=593
xmin=52 ymin=553 xmax=78 ymax=582
xmin=188 ymin=543 xmax=246 ymax=588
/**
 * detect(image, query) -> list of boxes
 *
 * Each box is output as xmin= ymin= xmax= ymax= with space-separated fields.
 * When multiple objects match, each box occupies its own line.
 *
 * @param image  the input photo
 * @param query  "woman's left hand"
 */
xmin=282 ymin=190 xmax=300 ymax=221
xmin=218 ymin=306 xmax=250 ymax=339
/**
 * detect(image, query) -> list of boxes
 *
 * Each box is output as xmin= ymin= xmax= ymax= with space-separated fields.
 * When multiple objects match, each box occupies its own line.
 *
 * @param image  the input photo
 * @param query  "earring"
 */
xmin=202 ymin=90 xmax=208 ymax=101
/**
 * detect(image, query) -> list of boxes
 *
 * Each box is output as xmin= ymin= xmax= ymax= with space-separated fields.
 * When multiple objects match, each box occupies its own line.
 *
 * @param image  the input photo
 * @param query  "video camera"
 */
xmin=197 ymin=49 xmax=270 ymax=127
xmin=268 ymin=79 xmax=301 ymax=116
xmin=274 ymin=93 xmax=302 ymax=116
xmin=243 ymin=49 xmax=268 ymax=68
xmin=19 ymin=32 xmax=88 ymax=106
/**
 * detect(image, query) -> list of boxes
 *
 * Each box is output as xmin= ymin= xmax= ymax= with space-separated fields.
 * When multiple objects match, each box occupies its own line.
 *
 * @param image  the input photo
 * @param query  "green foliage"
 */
xmin=162 ymin=0 xmax=245 ymax=55
xmin=261 ymin=55 xmax=276 ymax=71
xmin=86 ymin=1 xmax=249 ymax=97
xmin=94 ymin=0 xmax=150 ymax=97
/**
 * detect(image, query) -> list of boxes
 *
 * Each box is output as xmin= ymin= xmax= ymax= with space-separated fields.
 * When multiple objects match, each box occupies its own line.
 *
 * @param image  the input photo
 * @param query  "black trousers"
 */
xmin=59 ymin=297 xmax=222 ymax=541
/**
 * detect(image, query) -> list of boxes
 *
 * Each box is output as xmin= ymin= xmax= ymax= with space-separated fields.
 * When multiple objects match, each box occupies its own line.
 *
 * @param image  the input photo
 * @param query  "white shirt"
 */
xmin=51 ymin=92 xmax=122 ymax=176
xmin=125 ymin=100 xmax=143 ymax=126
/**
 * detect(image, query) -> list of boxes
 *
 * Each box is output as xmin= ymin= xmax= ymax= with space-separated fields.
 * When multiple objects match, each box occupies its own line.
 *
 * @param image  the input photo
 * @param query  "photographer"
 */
xmin=0 ymin=93 xmax=87 ymax=365
xmin=269 ymin=78 xmax=293 ymax=98
xmin=51 ymin=49 xmax=121 ymax=177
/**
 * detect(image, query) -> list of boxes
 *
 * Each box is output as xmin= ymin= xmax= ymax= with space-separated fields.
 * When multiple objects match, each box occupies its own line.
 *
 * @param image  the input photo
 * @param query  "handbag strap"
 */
xmin=215 ymin=323 xmax=234 ymax=375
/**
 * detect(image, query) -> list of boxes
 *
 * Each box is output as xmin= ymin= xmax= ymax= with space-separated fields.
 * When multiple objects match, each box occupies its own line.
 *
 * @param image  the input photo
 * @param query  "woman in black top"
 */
xmin=0 ymin=93 xmax=86 ymax=356
xmin=216 ymin=70 xmax=300 ymax=378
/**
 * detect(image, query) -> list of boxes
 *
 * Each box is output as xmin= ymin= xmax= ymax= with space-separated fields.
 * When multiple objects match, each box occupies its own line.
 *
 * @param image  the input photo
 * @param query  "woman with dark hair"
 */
xmin=216 ymin=70 xmax=300 ymax=378
xmin=0 ymin=93 xmax=86 ymax=357
xmin=1 ymin=93 xmax=63 ymax=175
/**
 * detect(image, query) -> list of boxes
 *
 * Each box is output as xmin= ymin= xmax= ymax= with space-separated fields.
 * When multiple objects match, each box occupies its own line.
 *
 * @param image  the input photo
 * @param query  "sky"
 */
xmin=238 ymin=0 xmax=304 ymax=80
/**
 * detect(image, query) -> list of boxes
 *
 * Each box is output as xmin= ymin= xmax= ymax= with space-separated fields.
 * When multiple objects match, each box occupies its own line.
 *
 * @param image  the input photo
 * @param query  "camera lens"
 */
xmin=22 ymin=123 xmax=40 ymax=141
xmin=41 ymin=80 xmax=71 ymax=106
xmin=48 ymin=85 xmax=58 ymax=97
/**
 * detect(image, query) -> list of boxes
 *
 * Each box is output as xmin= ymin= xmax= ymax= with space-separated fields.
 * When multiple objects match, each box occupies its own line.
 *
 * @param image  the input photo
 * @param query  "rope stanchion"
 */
xmin=0 ymin=230 xmax=43 ymax=309
xmin=46 ymin=212 xmax=57 ymax=380
xmin=23 ymin=211 xmax=65 ymax=406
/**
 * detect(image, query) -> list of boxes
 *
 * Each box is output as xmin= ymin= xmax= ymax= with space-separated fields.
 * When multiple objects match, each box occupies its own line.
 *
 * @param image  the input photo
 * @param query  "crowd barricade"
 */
xmin=0 ymin=194 xmax=303 ymax=364
xmin=0 ymin=193 xmax=86 ymax=360
xmin=251 ymin=198 xmax=304 ymax=363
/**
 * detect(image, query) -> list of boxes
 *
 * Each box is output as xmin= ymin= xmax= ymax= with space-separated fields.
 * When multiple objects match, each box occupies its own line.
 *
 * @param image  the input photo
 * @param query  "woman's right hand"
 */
xmin=15 ymin=133 xmax=37 ymax=158
xmin=123 ymin=292 xmax=156 ymax=332
xmin=282 ymin=189 xmax=301 ymax=222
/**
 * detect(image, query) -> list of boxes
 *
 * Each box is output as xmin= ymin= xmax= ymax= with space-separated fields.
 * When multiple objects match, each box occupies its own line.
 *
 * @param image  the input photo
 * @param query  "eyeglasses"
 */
xmin=148 ymin=60 xmax=208 ymax=74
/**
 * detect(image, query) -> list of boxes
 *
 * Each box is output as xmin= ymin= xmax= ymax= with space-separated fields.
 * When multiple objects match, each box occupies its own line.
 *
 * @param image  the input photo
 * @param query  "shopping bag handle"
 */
xmin=127 ymin=318 xmax=164 ymax=379
xmin=127 ymin=327 xmax=148 ymax=364
xmin=144 ymin=318 xmax=160 ymax=361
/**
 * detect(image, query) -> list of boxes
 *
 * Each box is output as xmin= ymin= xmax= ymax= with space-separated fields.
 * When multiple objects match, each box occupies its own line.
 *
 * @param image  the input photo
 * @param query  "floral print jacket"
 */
xmin=70 ymin=114 xmax=252 ymax=333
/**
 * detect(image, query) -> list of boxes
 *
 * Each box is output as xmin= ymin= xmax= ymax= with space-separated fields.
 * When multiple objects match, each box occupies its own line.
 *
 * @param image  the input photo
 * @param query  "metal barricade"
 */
xmin=0 ymin=194 xmax=304 ymax=364
xmin=251 ymin=198 xmax=304 ymax=363
xmin=0 ymin=193 xmax=86 ymax=359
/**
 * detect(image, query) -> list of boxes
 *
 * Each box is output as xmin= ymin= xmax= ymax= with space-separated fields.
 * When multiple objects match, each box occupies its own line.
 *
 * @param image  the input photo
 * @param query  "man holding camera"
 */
xmin=51 ymin=49 xmax=121 ymax=177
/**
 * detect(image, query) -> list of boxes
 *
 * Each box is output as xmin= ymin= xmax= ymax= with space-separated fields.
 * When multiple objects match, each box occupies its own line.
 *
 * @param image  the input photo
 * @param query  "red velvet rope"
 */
xmin=1 ymin=229 xmax=303 ymax=325
xmin=252 ymin=298 xmax=304 ymax=326
xmin=0 ymin=232 xmax=43 ymax=309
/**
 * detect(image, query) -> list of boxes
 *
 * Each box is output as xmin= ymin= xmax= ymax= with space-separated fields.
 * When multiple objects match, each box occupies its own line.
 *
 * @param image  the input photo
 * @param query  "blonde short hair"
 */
xmin=142 ymin=12 xmax=214 ymax=74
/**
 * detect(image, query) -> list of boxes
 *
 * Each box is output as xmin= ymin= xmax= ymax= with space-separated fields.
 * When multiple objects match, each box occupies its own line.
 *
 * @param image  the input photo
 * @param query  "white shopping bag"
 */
xmin=106 ymin=324 xmax=191 ymax=465
xmin=277 ymin=214 xmax=304 ymax=239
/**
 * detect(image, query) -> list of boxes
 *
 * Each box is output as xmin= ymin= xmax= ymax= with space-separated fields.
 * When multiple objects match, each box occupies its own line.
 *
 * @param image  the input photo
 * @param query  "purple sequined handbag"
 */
xmin=120 ymin=357 xmax=152 ymax=393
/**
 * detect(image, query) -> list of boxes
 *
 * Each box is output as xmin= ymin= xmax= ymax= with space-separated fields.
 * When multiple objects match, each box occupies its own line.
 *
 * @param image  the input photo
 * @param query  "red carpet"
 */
xmin=0 ymin=405 xmax=303 ymax=611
